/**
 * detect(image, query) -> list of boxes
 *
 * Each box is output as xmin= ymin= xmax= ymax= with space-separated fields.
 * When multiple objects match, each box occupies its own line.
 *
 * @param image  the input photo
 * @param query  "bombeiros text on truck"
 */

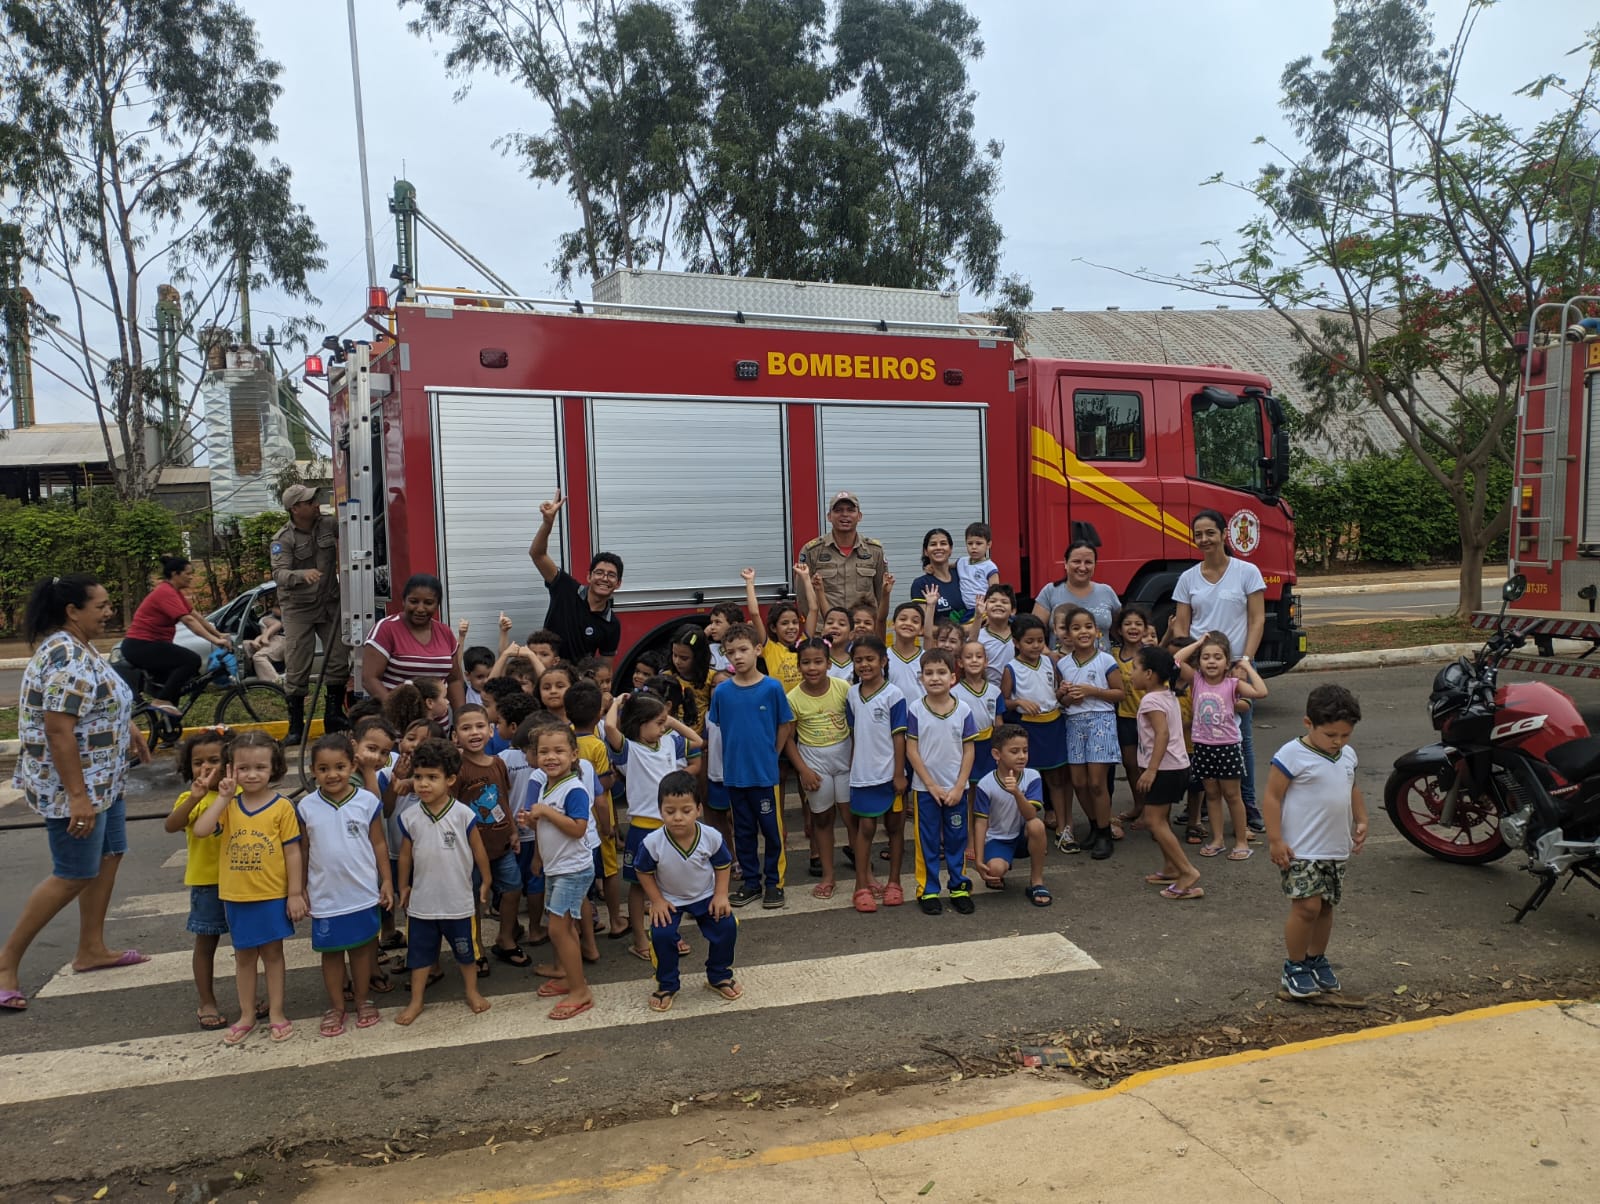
xmin=307 ymin=266 xmax=1304 ymax=683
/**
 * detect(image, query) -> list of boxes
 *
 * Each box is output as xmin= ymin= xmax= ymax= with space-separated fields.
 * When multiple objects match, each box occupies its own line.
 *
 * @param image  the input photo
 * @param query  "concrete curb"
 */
xmin=0 ymin=658 xmax=30 ymax=669
xmin=1299 ymin=636 xmax=1591 ymax=671
xmin=1297 ymin=577 xmax=1498 ymax=598
xmin=1297 ymin=642 xmax=1479 ymax=671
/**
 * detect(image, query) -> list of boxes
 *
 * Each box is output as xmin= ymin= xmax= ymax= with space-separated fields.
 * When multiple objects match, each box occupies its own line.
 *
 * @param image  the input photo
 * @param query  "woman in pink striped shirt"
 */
xmin=361 ymin=575 xmax=464 ymax=709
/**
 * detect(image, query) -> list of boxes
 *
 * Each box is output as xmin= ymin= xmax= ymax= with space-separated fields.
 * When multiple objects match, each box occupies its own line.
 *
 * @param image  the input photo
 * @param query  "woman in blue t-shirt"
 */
xmin=909 ymin=528 xmax=968 ymax=624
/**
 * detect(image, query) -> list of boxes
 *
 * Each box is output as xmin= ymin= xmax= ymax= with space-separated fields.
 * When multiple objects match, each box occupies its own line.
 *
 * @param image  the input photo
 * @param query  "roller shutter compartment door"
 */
xmin=818 ymin=405 xmax=987 ymax=590
xmin=588 ymin=399 xmax=790 ymax=603
xmin=434 ymin=392 xmax=562 ymax=643
xmin=1585 ymin=374 xmax=1600 ymax=547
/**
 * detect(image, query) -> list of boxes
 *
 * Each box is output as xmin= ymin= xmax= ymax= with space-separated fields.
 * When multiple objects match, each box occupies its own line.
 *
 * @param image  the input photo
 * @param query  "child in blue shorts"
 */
xmin=525 ymin=723 xmax=597 ymax=1021
xmin=164 ymin=728 xmax=235 ymax=1031
xmin=973 ymin=724 xmax=1050 ymax=905
xmin=396 ymin=737 xmax=492 ymax=1025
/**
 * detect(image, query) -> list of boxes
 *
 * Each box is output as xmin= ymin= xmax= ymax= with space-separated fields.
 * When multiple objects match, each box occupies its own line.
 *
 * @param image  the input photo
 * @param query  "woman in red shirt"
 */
xmin=121 ymin=556 xmax=231 ymax=708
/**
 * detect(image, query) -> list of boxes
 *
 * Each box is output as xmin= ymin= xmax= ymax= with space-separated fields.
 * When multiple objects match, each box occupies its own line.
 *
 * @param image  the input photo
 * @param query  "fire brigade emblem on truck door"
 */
xmin=1226 ymin=509 xmax=1261 ymax=556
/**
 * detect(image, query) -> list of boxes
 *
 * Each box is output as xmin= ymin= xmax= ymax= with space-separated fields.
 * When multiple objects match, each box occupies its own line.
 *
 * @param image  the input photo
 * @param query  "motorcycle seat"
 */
xmin=1545 ymin=736 xmax=1600 ymax=783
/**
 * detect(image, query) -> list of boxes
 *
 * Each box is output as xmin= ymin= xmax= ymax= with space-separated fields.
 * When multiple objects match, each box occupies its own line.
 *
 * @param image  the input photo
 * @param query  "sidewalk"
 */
xmin=297 ymin=999 xmax=1595 ymax=1202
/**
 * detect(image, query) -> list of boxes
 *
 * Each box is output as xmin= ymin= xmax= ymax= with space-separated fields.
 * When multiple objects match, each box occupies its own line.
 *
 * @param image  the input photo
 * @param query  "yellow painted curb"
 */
xmin=430 ymin=999 xmax=1564 ymax=1203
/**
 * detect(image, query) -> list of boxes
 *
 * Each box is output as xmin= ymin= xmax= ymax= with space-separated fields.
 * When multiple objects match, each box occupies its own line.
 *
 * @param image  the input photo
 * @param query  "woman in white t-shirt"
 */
xmin=1170 ymin=510 xmax=1267 ymax=830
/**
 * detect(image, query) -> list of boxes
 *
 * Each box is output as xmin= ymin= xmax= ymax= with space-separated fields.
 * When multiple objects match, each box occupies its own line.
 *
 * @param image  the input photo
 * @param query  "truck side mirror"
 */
xmin=1266 ymin=429 xmax=1290 ymax=495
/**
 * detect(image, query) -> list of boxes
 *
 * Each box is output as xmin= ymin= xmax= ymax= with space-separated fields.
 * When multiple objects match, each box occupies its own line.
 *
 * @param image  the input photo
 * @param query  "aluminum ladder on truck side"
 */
xmin=336 ymin=342 xmax=379 ymax=688
xmin=1515 ymin=299 xmax=1594 ymax=570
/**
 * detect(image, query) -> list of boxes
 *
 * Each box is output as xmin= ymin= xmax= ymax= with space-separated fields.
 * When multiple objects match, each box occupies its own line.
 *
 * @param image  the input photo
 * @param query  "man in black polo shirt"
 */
xmin=528 ymin=489 xmax=623 ymax=663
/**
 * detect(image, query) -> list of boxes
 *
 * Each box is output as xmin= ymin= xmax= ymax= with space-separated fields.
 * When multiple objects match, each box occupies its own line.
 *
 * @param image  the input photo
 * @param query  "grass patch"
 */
xmin=0 ymin=706 xmax=14 ymax=742
xmin=1307 ymin=616 xmax=1475 ymax=655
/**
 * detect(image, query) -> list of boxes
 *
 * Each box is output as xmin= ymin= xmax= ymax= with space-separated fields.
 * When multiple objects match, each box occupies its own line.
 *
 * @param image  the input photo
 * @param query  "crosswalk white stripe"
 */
xmin=1 ymin=933 xmax=1096 ymax=1106
xmin=111 ymin=892 xmax=192 ymax=919
xmin=42 ymin=890 xmax=862 ymax=997
xmin=161 ymin=848 xmax=188 ymax=870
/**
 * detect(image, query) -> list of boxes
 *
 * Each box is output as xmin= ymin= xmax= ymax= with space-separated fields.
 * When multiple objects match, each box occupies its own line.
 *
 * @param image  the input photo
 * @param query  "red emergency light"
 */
xmin=367 ymin=286 xmax=389 ymax=313
xmin=304 ymin=354 xmax=325 ymax=377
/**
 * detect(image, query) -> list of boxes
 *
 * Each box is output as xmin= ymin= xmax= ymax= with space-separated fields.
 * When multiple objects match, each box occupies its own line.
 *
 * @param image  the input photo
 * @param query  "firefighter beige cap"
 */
xmin=282 ymin=484 xmax=320 ymax=508
xmin=829 ymin=491 xmax=861 ymax=510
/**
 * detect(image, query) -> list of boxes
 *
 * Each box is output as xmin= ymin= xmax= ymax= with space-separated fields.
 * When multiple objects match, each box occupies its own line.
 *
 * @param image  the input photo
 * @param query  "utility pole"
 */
xmin=0 ymin=223 xmax=35 ymax=428
xmin=348 ymin=0 xmax=378 ymax=289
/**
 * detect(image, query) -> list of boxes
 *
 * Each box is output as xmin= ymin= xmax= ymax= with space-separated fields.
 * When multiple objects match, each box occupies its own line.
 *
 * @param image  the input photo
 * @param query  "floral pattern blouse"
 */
xmin=14 ymin=630 xmax=133 ymax=819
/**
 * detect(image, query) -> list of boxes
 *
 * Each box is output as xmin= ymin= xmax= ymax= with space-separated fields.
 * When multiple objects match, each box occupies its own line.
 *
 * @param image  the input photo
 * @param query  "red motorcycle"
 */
xmin=1386 ymin=576 xmax=1600 ymax=920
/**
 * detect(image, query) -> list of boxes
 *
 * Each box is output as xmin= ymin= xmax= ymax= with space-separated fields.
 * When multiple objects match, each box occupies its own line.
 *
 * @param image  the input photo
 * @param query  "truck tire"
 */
xmin=1150 ymin=598 xmax=1176 ymax=641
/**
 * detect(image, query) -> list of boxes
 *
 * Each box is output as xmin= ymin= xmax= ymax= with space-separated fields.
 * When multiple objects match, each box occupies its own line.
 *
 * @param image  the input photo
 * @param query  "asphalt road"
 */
xmin=1299 ymin=583 xmax=1471 ymax=625
xmin=3 ymin=662 xmax=1599 ymax=1201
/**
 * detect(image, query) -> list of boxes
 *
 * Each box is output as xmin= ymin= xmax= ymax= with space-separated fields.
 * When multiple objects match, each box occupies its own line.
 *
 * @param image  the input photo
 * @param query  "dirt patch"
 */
xmin=25 ymin=972 xmax=1596 ymax=1204
xmin=1307 ymin=616 xmax=1474 ymax=655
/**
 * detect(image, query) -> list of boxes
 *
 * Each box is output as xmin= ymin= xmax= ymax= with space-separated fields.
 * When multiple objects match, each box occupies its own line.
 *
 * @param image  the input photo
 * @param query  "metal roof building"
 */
xmin=971 ymin=307 xmax=1478 ymax=460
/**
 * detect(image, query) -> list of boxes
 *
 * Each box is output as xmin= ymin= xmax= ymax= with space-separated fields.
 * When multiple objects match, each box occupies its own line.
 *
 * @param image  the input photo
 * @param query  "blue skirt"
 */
xmin=224 ymin=897 xmax=294 ymax=950
xmin=1023 ymin=714 xmax=1067 ymax=770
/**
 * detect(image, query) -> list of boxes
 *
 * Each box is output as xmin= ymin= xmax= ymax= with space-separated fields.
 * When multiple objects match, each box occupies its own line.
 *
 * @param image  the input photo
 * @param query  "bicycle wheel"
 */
xmin=214 ymin=681 xmax=291 ymax=734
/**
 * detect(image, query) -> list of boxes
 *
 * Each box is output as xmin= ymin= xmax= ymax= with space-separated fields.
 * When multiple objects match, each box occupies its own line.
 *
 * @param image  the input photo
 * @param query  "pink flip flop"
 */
xmin=0 ymin=989 xmax=27 ymax=1012
xmin=73 ymin=949 xmax=149 ymax=973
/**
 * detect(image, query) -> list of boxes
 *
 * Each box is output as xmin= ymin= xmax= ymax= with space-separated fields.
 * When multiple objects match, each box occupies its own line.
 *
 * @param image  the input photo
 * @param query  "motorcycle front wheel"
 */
xmin=1384 ymin=768 xmax=1511 ymax=864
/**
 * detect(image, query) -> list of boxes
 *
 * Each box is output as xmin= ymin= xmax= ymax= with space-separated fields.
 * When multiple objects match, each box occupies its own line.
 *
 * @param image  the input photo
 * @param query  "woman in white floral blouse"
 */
xmin=0 ymin=575 xmax=153 ymax=1012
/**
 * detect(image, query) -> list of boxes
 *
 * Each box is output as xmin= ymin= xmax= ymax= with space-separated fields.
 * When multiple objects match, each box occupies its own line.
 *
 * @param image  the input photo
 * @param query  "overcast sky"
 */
xmin=19 ymin=0 xmax=1598 ymax=424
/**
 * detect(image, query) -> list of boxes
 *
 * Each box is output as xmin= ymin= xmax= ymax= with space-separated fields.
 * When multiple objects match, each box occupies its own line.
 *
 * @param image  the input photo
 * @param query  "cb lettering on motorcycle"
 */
xmin=1490 ymin=714 xmax=1548 ymax=742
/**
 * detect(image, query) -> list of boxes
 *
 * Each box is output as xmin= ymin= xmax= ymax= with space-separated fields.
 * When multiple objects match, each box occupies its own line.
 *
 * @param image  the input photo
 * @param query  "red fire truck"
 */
xmin=317 ymin=272 xmax=1304 ymax=680
xmin=1473 ymin=295 xmax=1600 ymax=675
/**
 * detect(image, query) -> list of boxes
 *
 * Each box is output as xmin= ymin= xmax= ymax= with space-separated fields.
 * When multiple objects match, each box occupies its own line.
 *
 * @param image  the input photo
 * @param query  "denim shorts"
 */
xmin=546 ymin=868 xmax=596 ymax=919
xmin=186 ymin=884 xmax=229 ymax=936
xmin=45 ymin=796 xmax=128 ymax=881
xmin=482 ymin=849 xmax=523 ymax=894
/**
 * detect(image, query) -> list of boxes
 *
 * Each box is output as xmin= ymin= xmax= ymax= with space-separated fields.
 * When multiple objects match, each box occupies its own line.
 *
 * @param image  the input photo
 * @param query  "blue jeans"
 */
xmin=1241 ymin=704 xmax=1262 ymax=827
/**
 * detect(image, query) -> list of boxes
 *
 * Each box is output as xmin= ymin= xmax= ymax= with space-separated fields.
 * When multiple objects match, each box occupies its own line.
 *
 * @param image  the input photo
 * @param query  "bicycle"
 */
xmin=114 ymin=645 xmax=291 ymax=749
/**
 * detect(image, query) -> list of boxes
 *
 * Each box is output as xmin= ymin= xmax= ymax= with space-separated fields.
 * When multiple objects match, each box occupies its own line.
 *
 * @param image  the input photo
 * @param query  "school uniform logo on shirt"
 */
xmin=344 ymin=818 xmax=363 ymax=838
xmin=442 ymin=831 xmax=458 ymax=850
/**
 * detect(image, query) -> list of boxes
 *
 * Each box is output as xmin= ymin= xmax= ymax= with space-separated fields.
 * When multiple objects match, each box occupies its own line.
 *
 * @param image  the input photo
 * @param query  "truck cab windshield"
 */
xmin=1191 ymin=387 xmax=1265 ymax=492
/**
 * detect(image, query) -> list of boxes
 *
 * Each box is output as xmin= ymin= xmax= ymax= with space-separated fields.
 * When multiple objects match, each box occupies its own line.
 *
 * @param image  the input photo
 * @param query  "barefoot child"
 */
xmin=785 ymin=638 xmax=852 ymax=900
xmin=395 ymin=737 xmax=492 ymax=1024
xmin=453 ymin=705 xmax=519 ymax=974
xmin=298 ymin=733 xmax=393 ymax=1036
xmin=972 ymin=725 xmax=1050 ymax=904
xmin=1130 ymin=646 xmax=1201 ymax=900
xmin=379 ymin=719 xmax=442 ymax=952
xmin=164 ymin=728 xmax=236 ymax=1030
xmin=525 ymin=724 xmax=597 ymax=1021
xmin=845 ymin=635 xmax=909 ymax=913
xmin=636 ymin=771 xmax=740 ymax=1012
xmin=1265 ymin=684 xmax=1365 ymax=999
xmin=193 ymin=731 xmax=304 ymax=1044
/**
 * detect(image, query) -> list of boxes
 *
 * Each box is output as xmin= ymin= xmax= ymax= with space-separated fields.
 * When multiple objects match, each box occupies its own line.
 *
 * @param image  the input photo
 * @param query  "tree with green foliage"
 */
xmin=0 ymin=0 xmax=324 ymax=500
xmin=404 ymin=0 xmax=1009 ymax=298
xmin=1126 ymin=1 xmax=1600 ymax=615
